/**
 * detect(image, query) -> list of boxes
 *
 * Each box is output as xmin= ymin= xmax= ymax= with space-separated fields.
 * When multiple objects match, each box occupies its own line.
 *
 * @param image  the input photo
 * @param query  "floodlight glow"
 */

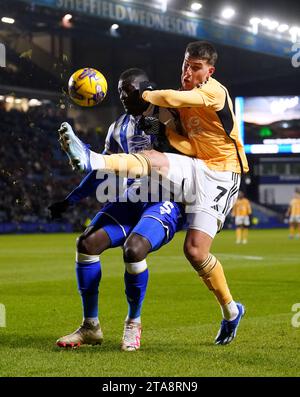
xmin=28 ymin=99 xmax=42 ymax=106
xmin=261 ymin=18 xmax=271 ymax=27
xmin=1 ymin=17 xmax=15 ymax=24
xmin=250 ymin=17 xmax=261 ymax=25
xmin=110 ymin=24 xmax=119 ymax=30
xmin=221 ymin=8 xmax=235 ymax=19
xmin=277 ymin=24 xmax=289 ymax=33
xmin=159 ymin=0 xmax=168 ymax=13
xmin=268 ymin=20 xmax=279 ymax=30
xmin=191 ymin=2 xmax=202 ymax=11
xmin=63 ymin=14 xmax=72 ymax=21
xmin=62 ymin=14 xmax=73 ymax=28
xmin=289 ymin=26 xmax=300 ymax=43
xmin=260 ymin=19 xmax=279 ymax=30
xmin=249 ymin=17 xmax=261 ymax=34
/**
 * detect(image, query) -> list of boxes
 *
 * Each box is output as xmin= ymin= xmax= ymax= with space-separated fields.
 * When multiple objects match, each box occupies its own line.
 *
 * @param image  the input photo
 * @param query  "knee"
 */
xmin=77 ymin=235 xmax=93 ymax=255
xmin=76 ymin=233 xmax=104 ymax=255
xmin=184 ymin=241 xmax=208 ymax=265
xmin=123 ymin=242 xmax=146 ymax=263
xmin=123 ymin=235 xmax=150 ymax=263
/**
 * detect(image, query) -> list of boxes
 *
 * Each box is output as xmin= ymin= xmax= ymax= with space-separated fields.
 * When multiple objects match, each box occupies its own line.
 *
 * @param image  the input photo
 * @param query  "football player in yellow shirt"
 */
xmin=286 ymin=189 xmax=300 ymax=239
xmin=59 ymin=41 xmax=248 ymax=345
xmin=231 ymin=191 xmax=252 ymax=244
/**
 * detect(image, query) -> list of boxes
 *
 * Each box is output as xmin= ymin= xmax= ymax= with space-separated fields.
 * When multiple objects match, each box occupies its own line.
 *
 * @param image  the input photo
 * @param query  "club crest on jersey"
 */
xmin=185 ymin=116 xmax=203 ymax=135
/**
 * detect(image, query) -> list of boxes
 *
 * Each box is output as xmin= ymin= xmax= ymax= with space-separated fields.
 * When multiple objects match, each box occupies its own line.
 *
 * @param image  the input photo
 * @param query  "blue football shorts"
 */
xmin=89 ymin=200 xmax=184 ymax=251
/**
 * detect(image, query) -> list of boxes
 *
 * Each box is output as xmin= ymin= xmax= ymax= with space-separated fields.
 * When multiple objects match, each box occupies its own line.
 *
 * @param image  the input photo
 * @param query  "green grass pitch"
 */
xmin=0 ymin=229 xmax=299 ymax=377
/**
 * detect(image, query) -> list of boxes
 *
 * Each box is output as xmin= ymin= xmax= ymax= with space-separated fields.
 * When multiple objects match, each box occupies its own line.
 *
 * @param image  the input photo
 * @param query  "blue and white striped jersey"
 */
xmin=102 ymin=104 xmax=180 ymax=155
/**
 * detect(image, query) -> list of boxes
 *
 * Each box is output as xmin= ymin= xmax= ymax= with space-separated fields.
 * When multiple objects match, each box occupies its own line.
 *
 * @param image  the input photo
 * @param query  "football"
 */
xmin=68 ymin=67 xmax=108 ymax=107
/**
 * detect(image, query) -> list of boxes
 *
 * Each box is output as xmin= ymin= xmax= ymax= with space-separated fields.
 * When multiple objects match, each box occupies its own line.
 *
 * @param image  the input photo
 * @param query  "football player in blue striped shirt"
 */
xmin=49 ymin=68 xmax=185 ymax=351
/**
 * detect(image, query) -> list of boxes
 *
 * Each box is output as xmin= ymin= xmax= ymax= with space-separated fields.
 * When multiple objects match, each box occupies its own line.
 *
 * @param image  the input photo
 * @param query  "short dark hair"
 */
xmin=119 ymin=68 xmax=149 ymax=82
xmin=185 ymin=41 xmax=218 ymax=66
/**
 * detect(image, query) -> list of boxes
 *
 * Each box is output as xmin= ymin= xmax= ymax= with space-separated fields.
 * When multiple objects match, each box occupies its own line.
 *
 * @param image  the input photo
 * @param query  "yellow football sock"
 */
xmin=242 ymin=228 xmax=248 ymax=241
xmin=289 ymin=225 xmax=295 ymax=237
xmin=193 ymin=254 xmax=233 ymax=306
xmin=103 ymin=153 xmax=151 ymax=178
xmin=236 ymin=228 xmax=242 ymax=242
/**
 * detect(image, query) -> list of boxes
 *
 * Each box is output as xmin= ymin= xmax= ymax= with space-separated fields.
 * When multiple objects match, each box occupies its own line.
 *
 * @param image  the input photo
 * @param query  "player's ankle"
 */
xmin=125 ymin=316 xmax=141 ymax=324
xmin=221 ymin=301 xmax=239 ymax=321
xmin=83 ymin=317 xmax=100 ymax=327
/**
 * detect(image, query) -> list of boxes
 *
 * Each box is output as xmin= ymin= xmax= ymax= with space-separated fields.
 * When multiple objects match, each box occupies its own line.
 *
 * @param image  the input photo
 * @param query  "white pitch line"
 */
xmin=216 ymin=254 xmax=264 ymax=260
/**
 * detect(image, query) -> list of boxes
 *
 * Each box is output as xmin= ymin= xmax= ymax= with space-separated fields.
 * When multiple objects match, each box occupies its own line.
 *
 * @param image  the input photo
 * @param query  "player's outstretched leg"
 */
xmin=58 ymin=122 xmax=92 ymax=172
xmin=58 ymin=123 xmax=158 ymax=177
xmin=215 ymin=302 xmax=245 ymax=345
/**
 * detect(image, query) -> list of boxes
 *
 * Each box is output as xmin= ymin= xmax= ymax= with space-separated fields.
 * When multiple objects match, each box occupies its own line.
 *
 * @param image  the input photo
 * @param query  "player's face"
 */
xmin=181 ymin=53 xmax=215 ymax=90
xmin=118 ymin=76 xmax=148 ymax=116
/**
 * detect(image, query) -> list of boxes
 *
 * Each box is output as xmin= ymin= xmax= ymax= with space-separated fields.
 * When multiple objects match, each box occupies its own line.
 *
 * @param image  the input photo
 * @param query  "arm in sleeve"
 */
xmin=142 ymin=88 xmax=205 ymax=108
xmin=66 ymin=171 xmax=108 ymax=204
xmin=247 ymin=200 xmax=252 ymax=215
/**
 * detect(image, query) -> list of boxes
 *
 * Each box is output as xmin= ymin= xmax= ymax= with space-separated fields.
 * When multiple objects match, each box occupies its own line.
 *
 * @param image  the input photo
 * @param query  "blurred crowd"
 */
xmin=0 ymin=46 xmax=62 ymax=91
xmin=0 ymin=104 xmax=106 ymax=230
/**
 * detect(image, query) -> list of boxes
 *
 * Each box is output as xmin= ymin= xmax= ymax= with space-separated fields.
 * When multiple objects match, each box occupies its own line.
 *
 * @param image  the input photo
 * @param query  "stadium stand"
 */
xmin=0 ymin=103 xmax=105 ymax=233
xmin=0 ymin=45 xmax=62 ymax=91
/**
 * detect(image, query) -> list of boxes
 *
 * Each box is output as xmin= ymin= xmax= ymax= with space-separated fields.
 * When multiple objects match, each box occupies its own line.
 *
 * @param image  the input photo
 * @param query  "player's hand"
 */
xmin=139 ymin=81 xmax=157 ymax=96
xmin=138 ymin=116 xmax=166 ymax=136
xmin=48 ymin=200 xmax=70 ymax=220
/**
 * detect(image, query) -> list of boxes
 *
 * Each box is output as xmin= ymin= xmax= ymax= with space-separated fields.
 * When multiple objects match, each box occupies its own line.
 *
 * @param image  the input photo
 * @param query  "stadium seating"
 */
xmin=0 ymin=105 xmax=105 ymax=233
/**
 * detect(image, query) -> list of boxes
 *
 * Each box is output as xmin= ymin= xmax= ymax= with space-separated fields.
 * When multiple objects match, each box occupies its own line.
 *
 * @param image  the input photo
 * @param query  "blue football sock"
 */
xmin=124 ymin=268 xmax=149 ymax=320
xmin=76 ymin=257 xmax=102 ymax=319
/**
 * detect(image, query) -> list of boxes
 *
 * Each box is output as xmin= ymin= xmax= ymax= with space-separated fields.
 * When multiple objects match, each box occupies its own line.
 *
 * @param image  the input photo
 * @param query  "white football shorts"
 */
xmin=164 ymin=153 xmax=240 ymax=238
xmin=289 ymin=215 xmax=300 ymax=224
xmin=235 ymin=215 xmax=250 ymax=227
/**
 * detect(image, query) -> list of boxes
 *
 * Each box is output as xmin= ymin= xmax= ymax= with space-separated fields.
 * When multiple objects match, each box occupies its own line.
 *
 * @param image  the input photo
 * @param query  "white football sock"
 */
xmin=221 ymin=301 xmax=239 ymax=321
xmin=90 ymin=150 xmax=106 ymax=170
xmin=83 ymin=317 xmax=99 ymax=327
xmin=125 ymin=316 xmax=141 ymax=324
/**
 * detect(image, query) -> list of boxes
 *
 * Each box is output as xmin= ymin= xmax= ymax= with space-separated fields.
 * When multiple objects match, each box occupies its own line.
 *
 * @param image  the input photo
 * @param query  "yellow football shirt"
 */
xmin=232 ymin=198 xmax=252 ymax=217
xmin=142 ymin=77 xmax=249 ymax=174
xmin=290 ymin=198 xmax=300 ymax=216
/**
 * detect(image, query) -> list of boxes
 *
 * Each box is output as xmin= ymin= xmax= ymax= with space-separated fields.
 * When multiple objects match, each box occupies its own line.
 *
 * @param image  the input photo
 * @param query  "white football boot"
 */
xmin=121 ymin=320 xmax=142 ymax=351
xmin=56 ymin=321 xmax=103 ymax=348
xmin=58 ymin=122 xmax=91 ymax=173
